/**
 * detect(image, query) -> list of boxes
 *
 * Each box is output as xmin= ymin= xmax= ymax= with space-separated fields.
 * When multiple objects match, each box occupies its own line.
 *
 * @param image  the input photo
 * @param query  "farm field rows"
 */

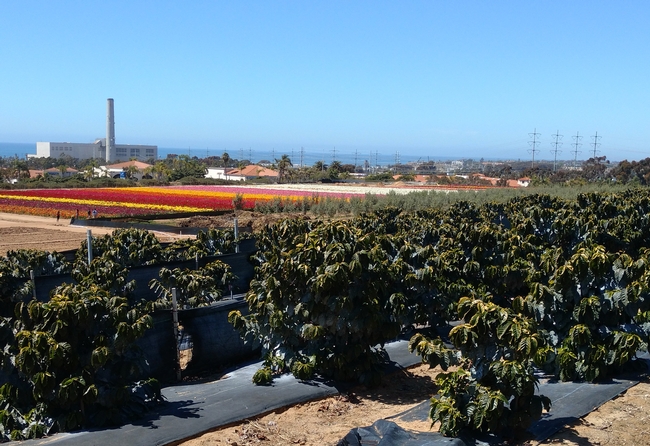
xmin=0 ymin=185 xmax=368 ymax=219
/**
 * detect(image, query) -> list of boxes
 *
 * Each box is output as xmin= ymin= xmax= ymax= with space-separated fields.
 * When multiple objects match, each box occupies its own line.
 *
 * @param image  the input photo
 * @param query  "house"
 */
xmin=225 ymin=165 xmax=279 ymax=181
xmin=475 ymin=175 xmax=530 ymax=187
xmin=205 ymin=167 xmax=246 ymax=182
xmin=517 ymin=177 xmax=531 ymax=187
xmin=96 ymin=160 xmax=152 ymax=180
xmin=29 ymin=167 xmax=80 ymax=179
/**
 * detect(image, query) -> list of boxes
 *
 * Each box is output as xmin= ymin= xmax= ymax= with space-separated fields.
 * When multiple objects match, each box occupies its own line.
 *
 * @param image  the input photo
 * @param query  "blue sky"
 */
xmin=1 ymin=1 xmax=649 ymax=161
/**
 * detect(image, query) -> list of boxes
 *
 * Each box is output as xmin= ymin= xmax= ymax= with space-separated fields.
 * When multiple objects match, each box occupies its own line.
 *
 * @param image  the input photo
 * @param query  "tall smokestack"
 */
xmin=106 ymin=98 xmax=115 ymax=162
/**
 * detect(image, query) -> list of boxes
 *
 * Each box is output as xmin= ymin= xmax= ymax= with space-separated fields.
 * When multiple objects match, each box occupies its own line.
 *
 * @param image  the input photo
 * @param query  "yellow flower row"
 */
xmin=135 ymin=187 xmax=293 ymax=201
xmin=0 ymin=194 xmax=205 ymax=213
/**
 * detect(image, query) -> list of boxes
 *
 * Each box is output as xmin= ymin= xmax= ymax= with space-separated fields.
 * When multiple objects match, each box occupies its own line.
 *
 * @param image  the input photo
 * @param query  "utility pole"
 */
xmin=551 ymin=131 xmax=563 ymax=172
xmin=591 ymin=132 xmax=601 ymax=159
xmin=300 ymin=147 xmax=304 ymax=168
xmin=572 ymin=131 xmax=582 ymax=169
xmin=528 ymin=128 xmax=540 ymax=169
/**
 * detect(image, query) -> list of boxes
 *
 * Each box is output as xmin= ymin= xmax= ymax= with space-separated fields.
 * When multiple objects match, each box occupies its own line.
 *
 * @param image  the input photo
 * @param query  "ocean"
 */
xmin=0 ymin=142 xmax=455 ymax=167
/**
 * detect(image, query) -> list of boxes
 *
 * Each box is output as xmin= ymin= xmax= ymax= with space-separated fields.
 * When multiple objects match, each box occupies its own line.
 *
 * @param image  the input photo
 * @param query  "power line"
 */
xmin=572 ymin=131 xmax=583 ymax=168
xmin=528 ymin=128 xmax=540 ymax=168
xmin=551 ymin=130 xmax=563 ymax=172
xmin=591 ymin=131 xmax=601 ymax=159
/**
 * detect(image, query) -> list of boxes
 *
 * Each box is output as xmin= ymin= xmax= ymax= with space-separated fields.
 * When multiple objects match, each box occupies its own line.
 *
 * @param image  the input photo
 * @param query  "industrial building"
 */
xmin=31 ymin=99 xmax=157 ymax=163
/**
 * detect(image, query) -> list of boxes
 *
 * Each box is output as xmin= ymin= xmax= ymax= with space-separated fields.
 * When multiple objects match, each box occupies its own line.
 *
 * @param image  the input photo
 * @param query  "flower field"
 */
xmin=0 ymin=186 xmax=362 ymax=219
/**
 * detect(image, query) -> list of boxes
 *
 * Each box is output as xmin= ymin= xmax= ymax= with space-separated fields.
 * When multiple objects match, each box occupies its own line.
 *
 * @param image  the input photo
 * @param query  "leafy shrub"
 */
xmin=149 ymin=260 xmax=234 ymax=309
xmin=7 ymin=284 xmax=160 ymax=437
xmin=0 ymin=250 xmax=70 ymax=314
xmin=410 ymin=297 xmax=550 ymax=438
xmin=229 ymin=217 xmax=406 ymax=385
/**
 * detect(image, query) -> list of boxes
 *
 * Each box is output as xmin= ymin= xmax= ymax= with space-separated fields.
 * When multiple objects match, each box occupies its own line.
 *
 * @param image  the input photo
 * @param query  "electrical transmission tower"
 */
xmin=551 ymin=131 xmax=563 ymax=172
xmin=591 ymin=132 xmax=601 ymax=159
xmin=528 ymin=128 xmax=541 ymax=168
xmin=572 ymin=132 xmax=582 ymax=168
xmin=300 ymin=147 xmax=304 ymax=168
xmin=332 ymin=146 xmax=337 ymax=163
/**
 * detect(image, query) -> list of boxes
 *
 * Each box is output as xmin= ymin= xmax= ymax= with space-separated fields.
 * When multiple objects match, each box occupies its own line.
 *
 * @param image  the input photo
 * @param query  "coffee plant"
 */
xmin=229 ymin=216 xmax=408 ymax=385
xmin=149 ymin=259 xmax=235 ymax=309
xmin=5 ymin=283 xmax=160 ymax=438
xmin=409 ymin=297 xmax=550 ymax=437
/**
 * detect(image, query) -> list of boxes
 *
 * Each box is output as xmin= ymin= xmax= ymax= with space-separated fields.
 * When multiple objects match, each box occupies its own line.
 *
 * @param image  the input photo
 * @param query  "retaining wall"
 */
xmin=33 ymin=249 xmax=255 ymax=302
xmin=178 ymin=298 xmax=254 ymax=377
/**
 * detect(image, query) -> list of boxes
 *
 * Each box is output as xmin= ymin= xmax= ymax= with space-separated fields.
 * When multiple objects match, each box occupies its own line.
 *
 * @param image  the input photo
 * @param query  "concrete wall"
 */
xmin=178 ymin=298 xmax=253 ymax=376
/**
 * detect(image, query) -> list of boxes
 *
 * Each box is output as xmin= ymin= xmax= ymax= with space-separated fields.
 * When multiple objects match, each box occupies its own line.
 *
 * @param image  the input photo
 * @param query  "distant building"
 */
xmin=33 ymin=140 xmax=157 ymax=163
xmin=29 ymin=167 xmax=80 ymax=179
xmin=205 ymin=167 xmax=246 ymax=181
xmin=226 ymin=165 xmax=279 ymax=180
xmin=31 ymin=99 xmax=157 ymax=163
xmin=95 ymin=160 xmax=152 ymax=180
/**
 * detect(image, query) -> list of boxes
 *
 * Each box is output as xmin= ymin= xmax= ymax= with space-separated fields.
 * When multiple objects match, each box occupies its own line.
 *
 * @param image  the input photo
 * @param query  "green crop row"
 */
xmin=232 ymin=188 xmax=650 ymax=438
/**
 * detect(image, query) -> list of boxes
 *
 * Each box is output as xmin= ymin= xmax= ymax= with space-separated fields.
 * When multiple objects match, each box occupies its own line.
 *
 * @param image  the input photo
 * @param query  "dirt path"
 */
xmin=176 ymin=364 xmax=650 ymax=446
xmin=0 ymin=212 xmax=192 ymax=256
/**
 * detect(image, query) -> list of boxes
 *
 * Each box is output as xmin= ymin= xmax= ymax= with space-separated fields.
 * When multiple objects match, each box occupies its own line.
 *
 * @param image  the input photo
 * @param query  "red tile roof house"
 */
xmin=476 ymin=175 xmax=531 ymax=187
xmin=226 ymin=165 xmax=279 ymax=181
xmin=29 ymin=167 xmax=80 ymax=178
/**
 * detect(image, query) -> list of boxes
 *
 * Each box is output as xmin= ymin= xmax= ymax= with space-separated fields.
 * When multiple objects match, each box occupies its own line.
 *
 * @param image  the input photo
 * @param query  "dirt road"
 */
xmin=0 ymin=213 xmax=189 ymax=256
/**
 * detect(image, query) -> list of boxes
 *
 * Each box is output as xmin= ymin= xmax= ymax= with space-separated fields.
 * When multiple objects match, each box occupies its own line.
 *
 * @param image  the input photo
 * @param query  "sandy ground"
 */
xmin=177 ymin=364 xmax=650 ymax=446
xmin=0 ymin=212 xmax=191 ymax=256
xmin=1 ymin=212 xmax=649 ymax=445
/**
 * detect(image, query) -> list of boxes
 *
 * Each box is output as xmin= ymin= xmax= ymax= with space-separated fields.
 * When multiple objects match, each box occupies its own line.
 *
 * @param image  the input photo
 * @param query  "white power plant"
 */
xmin=33 ymin=99 xmax=157 ymax=163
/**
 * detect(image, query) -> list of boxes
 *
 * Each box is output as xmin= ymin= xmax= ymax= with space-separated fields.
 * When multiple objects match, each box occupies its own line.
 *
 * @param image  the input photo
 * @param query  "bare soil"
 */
xmin=178 ymin=210 xmax=309 ymax=233
xmin=175 ymin=364 xmax=440 ymax=446
xmin=0 ymin=212 xmax=193 ymax=256
xmin=1 ymin=212 xmax=649 ymax=446
xmin=177 ymin=363 xmax=650 ymax=446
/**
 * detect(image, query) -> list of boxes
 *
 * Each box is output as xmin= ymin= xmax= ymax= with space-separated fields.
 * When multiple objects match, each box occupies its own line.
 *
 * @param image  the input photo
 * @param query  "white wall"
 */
xmin=34 ymin=141 xmax=156 ymax=162
xmin=206 ymin=167 xmax=246 ymax=181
